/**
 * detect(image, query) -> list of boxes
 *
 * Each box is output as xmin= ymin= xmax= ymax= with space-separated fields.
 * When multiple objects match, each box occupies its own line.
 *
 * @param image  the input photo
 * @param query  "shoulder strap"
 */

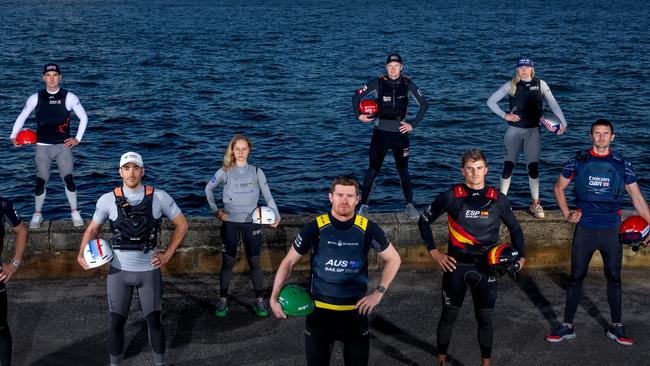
xmin=113 ymin=187 xmax=123 ymax=197
xmin=316 ymin=214 xmax=331 ymax=229
xmin=145 ymin=185 xmax=154 ymax=196
xmin=485 ymin=187 xmax=498 ymax=200
xmin=453 ymin=185 xmax=468 ymax=198
xmin=354 ymin=215 xmax=368 ymax=232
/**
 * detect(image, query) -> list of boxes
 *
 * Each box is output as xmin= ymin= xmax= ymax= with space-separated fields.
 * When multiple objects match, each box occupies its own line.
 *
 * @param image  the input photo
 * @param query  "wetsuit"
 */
xmin=205 ymin=164 xmax=280 ymax=298
xmin=418 ymin=184 xmax=524 ymax=359
xmin=11 ymin=89 xmax=88 ymax=213
xmin=0 ymin=197 xmax=22 ymax=366
xmin=93 ymin=186 xmax=181 ymax=366
xmin=487 ymin=78 xmax=566 ymax=198
xmin=352 ymin=75 xmax=428 ymax=205
xmin=560 ymin=149 xmax=636 ymax=324
xmin=294 ymin=213 xmax=389 ymax=366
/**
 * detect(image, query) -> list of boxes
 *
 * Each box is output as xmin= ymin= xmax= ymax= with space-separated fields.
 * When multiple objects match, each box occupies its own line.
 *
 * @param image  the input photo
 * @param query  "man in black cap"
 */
xmin=352 ymin=53 xmax=429 ymax=219
xmin=10 ymin=63 xmax=88 ymax=229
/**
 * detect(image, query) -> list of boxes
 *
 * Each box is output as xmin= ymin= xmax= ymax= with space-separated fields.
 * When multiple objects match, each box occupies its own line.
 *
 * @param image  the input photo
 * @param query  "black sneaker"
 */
xmin=545 ymin=323 xmax=576 ymax=343
xmin=606 ymin=324 xmax=633 ymax=346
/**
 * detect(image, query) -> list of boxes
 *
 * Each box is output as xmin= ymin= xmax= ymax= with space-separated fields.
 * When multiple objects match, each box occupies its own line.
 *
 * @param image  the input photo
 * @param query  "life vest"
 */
xmin=574 ymin=150 xmax=625 ymax=204
xmin=109 ymin=186 xmax=160 ymax=253
xmin=310 ymin=214 xmax=369 ymax=306
xmin=447 ymin=185 xmax=502 ymax=255
xmin=377 ymin=75 xmax=409 ymax=120
xmin=508 ymin=77 xmax=543 ymax=129
xmin=35 ymin=88 xmax=72 ymax=144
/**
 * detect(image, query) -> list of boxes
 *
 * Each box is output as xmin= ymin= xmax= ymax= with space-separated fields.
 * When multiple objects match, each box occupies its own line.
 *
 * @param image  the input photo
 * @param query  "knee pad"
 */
xmin=63 ymin=174 xmax=76 ymax=192
xmin=527 ymin=162 xmax=539 ymax=179
xmin=439 ymin=305 xmax=460 ymax=328
xmin=501 ymin=161 xmax=515 ymax=179
xmin=35 ymin=177 xmax=46 ymax=196
xmin=145 ymin=311 xmax=165 ymax=354
xmin=247 ymin=255 xmax=261 ymax=270
xmin=222 ymin=255 xmax=236 ymax=270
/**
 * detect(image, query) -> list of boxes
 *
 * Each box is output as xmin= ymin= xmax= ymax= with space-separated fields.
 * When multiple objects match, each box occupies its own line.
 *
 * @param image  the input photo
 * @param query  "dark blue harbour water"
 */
xmin=1 ymin=0 xmax=649 ymax=219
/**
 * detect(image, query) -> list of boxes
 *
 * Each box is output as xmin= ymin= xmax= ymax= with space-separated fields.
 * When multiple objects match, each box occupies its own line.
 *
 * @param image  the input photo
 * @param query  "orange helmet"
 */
xmin=619 ymin=216 xmax=649 ymax=251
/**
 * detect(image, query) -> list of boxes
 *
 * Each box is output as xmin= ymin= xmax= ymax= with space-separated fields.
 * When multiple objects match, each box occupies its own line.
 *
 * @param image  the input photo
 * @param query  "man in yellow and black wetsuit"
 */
xmin=418 ymin=148 xmax=525 ymax=366
xmin=270 ymin=176 xmax=401 ymax=366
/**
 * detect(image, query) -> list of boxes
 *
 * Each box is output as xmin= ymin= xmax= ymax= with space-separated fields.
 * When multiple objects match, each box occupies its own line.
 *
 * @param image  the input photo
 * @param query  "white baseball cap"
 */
xmin=120 ymin=151 xmax=144 ymax=167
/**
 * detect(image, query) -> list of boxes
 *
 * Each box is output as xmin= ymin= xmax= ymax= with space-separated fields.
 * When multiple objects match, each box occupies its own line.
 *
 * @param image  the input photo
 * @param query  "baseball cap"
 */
xmin=386 ymin=53 xmax=402 ymax=64
xmin=43 ymin=63 xmax=61 ymax=74
xmin=120 ymin=152 xmax=144 ymax=167
xmin=516 ymin=57 xmax=534 ymax=68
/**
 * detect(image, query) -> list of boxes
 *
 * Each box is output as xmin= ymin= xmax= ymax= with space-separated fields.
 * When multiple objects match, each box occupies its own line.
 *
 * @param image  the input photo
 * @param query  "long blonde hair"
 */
xmin=508 ymin=68 xmax=535 ymax=96
xmin=222 ymin=134 xmax=253 ymax=170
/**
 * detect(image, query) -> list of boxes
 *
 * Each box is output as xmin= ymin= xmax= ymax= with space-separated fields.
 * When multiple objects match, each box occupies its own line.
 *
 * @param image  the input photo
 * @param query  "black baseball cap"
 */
xmin=386 ymin=53 xmax=402 ymax=64
xmin=43 ymin=63 xmax=61 ymax=74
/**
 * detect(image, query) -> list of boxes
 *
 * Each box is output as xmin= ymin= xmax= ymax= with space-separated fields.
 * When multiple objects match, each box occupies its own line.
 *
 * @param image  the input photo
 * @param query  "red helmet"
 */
xmin=15 ymin=128 xmax=37 ymax=145
xmin=619 ymin=216 xmax=649 ymax=251
xmin=358 ymin=99 xmax=379 ymax=116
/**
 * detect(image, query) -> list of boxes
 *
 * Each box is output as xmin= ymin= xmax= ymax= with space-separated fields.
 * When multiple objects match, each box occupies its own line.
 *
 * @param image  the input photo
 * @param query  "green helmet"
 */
xmin=278 ymin=285 xmax=315 ymax=317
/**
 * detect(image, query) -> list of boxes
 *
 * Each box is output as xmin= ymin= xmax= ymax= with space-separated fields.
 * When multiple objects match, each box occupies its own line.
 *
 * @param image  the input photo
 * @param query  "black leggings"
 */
xmin=564 ymin=225 xmax=622 ymax=323
xmin=437 ymin=263 xmax=497 ymax=359
xmin=219 ymin=222 xmax=264 ymax=297
xmin=305 ymin=307 xmax=370 ymax=366
xmin=0 ymin=283 xmax=11 ymax=366
xmin=361 ymin=128 xmax=412 ymax=205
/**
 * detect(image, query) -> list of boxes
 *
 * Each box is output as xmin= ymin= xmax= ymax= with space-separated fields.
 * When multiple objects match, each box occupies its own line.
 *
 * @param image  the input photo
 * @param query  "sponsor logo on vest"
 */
xmin=383 ymin=96 xmax=392 ymax=102
xmin=529 ymin=86 xmax=539 ymax=91
xmin=465 ymin=210 xmax=490 ymax=219
xmin=327 ymin=240 xmax=359 ymax=247
xmin=588 ymin=176 xmax=610 ymax=187
xmin=49 ymin=100 xmax=62 ymax=104
xmin=324 ymin=259 xmax=361 ymax=272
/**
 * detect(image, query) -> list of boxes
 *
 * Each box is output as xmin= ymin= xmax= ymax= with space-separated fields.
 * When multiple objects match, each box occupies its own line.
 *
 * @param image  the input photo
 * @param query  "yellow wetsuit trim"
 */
xmin=314 ymin=301 xmax=356 ymax=311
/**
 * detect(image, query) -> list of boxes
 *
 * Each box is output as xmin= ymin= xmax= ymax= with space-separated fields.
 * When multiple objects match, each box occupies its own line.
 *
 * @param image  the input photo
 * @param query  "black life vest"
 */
xmin=310 ymin=214 xmax=369 ymax=306
xmin=447 ymin=185 xmax=502 ymax=257
xmin=35 ymin=88 xmax=72 ymax=144
xmin=109 ymin=186 xmax=160 ymax=253
xmin=377 ymin=75 xmax=409 ymax=120
xmin=508 ymin=78 xmax=543 ymax=129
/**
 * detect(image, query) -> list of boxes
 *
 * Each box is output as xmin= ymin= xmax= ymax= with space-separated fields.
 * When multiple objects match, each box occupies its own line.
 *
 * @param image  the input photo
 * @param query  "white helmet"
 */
xmin=83 ymin=238 xmax=113 ymax=268
xmin=251 ymin=206 xmax=276 ymax=225
xmin=539 ymin=113 xmax=562 ymax=135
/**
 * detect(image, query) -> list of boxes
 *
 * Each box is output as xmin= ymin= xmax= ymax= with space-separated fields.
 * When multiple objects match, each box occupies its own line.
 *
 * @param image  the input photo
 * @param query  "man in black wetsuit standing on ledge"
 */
xmin=352 ymin=53 xmax=429 ymax=219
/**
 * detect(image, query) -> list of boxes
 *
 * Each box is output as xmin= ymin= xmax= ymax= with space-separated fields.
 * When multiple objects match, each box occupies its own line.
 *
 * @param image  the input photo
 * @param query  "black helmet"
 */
xmin=487 ymin=243 xmax=520 ymax=276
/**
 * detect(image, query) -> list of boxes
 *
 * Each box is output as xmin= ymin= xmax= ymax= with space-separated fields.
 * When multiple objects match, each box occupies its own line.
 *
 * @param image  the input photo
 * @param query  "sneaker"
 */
xmin=405 ymin=203 xmax=419 ymax=219
xmin=357 ymin=204 xmax=369 ymax=217
xmin=29 ymin=213 xmax=43 ymax=229
xmin=71 ymin=210 xmax=84 ymax=227
xmin=545 ymin=323 xmax=576 ymax=343
xmin=214 ymin=298 xmax=229 ymax=318
xmin=529 ymin=203 xmax=545 ymax=219
xmin=607 ymin=323 xmax=633 ymax=346
xmin=254 ymin=298 xmax=269 ymax=318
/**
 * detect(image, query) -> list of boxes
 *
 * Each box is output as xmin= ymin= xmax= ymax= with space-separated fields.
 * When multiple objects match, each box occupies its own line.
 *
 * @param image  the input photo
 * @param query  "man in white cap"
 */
xmin=77 ymin=151 xmax=188 ymax=366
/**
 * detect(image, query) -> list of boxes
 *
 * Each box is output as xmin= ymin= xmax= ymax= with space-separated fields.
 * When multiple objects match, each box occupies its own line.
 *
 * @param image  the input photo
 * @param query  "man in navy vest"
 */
xmin=352 ymin=53 xmax=429 ymax=219
xmin=546 ymin=119 xmax=650 ymax=346
xmin=10 ymin=63 xmax=89 ymax=229
xmin=270 ymin=176 xmax=401 ymax=366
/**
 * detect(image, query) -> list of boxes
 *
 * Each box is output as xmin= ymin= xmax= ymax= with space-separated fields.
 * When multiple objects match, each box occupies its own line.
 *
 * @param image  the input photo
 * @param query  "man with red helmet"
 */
xmin=546 ymin=119 xmax=650 ymax=346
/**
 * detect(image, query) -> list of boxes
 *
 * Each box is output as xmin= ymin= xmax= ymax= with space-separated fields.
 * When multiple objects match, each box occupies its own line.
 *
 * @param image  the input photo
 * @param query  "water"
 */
xmin=1 ymin=0 xmax=649 ymax=219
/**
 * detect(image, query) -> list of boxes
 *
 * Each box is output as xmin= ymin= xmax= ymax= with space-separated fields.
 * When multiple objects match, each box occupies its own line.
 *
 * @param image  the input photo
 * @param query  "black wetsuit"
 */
xmin=352 ymin=75 xmax=428 ymax=205
xmin=418 ymin=185 xmax=524 ymax=359
xmin=294 ymin=213 xmax=388 ymax=366
xmin=0 ymin=196 xmax=23 ymax=366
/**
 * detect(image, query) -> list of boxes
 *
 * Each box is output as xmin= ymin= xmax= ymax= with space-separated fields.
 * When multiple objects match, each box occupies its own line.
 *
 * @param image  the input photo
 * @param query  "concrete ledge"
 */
xmin=3 ymin=210 xmax=648 ymax=278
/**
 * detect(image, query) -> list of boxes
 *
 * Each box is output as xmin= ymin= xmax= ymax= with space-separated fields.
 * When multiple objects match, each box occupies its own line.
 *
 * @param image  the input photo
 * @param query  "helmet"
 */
xmin=539 ymin=113 xmax=562 ymax=135
xmin=15 ymin=128 xmax=37 ymax=145
xmin=83 ymin=238 xmax=113 ymax=268
xmin=251 ymin=206 xmax=276 ymax=225
xmin=619 ymin=216 xmax=649 ymax=252
xmin=487 ymin=243 xmax=520 ymax=276
xmin=358 ymin=99 xmax=379 ymax=117
xmin=277 ymin=285 xmax=314 ymax=317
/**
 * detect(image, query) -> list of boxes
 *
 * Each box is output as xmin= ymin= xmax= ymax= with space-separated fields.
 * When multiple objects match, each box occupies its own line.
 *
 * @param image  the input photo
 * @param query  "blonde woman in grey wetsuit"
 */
xmin=205 ymin=134 xmax=281 ymax=318
xmin=487 ymin=56 xmax=567 ymax=219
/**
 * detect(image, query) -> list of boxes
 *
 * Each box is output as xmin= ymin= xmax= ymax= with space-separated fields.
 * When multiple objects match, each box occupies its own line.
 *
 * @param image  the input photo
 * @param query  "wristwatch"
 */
xmin=11 ymin=259 xmax=21 ymax=268
xmin=376 ymin=285 xmax=386 ymax=294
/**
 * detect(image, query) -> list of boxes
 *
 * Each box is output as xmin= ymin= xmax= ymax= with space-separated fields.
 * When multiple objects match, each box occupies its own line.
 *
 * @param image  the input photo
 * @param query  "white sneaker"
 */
xmin=405 ymin=203 xmax=419 ymax=219
xmin=29 ymin=213 xmax=43 ymax=229
xmin=357 ymin=204 xmax=369 ymax=217
xmin=71 ymin=211 xmax=84 ymax=227
xmin=529 ymin=203 xmax=545 ymax=219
